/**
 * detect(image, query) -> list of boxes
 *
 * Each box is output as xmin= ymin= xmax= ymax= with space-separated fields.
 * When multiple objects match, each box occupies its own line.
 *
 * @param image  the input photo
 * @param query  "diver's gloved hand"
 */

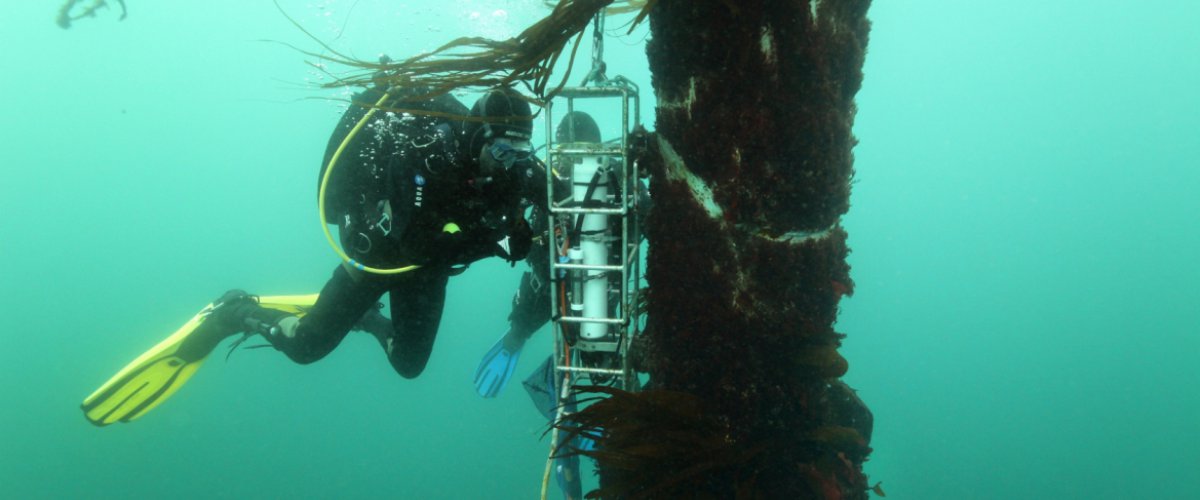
xmin=474 ymin=329 xmax=526 ymax=398
xmin=492 ymin=217 xmax=533 ymax=265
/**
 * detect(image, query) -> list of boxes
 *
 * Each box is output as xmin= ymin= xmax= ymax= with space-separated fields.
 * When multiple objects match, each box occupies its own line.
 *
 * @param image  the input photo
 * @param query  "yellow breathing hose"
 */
xmin=541 ymin=371 xmax=573 ymax=500
xmin=318 ymin=89 xmax=420 ymax=275
xmin=540 ymin=439 xmax=555 ymax=500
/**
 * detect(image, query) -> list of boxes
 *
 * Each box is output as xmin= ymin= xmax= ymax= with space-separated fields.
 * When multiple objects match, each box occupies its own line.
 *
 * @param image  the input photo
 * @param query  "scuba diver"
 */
xmin=81 ymin=86 xmax=541 ymax=426
xmin=473 ymin=110 xmax=649 ymax=500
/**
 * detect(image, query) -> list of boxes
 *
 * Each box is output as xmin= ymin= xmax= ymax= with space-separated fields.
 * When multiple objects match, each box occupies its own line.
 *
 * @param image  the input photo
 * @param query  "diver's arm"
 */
xmin=520 ymin=157 xmax=551 ymax=213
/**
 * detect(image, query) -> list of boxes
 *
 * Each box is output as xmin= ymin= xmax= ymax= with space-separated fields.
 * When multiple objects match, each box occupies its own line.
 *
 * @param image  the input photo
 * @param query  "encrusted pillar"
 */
xmin=622 ymin=1 xmax=875 ymax=497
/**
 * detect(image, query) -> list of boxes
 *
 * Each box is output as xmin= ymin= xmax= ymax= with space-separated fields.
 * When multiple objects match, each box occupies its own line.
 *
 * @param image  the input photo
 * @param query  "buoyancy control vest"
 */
xmin=319 ymin=89 xmax=533 ymax=270
xmin=320 ymin=89 xmax=468 ymax=268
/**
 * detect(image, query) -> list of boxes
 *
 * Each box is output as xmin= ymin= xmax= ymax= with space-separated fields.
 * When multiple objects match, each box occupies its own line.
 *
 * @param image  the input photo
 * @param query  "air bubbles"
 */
xmin=465 ymin=5 xmax=518 ymax=39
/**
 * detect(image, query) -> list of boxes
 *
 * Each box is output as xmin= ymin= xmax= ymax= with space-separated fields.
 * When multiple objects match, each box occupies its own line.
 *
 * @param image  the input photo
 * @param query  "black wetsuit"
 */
xmin=269 ymin=88 xmax=532 ymax=378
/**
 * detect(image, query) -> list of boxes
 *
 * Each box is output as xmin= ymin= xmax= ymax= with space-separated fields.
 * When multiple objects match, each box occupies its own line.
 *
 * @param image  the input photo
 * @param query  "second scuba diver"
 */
xmin=472 ymin=111 xmax=650 ymax=500
xmin=473 ymin=110 xmax=649 ymax=398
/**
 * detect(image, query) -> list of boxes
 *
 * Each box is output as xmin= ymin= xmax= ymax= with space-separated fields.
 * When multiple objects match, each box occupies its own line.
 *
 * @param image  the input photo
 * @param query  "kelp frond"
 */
xmin=545 ymin=0 xmax=655 ymax=35
xmin=57 ymin=0 xmax=127 ymax=29
xmin=544 ymin=0 xmax=650 ymax=17
xmin=555 ymin=383 xmax=876 ymax=498
xmin=554 ymin=385 xmax=767 ymax=498
xmin=278 ymin=0 xmax=653 ymax=103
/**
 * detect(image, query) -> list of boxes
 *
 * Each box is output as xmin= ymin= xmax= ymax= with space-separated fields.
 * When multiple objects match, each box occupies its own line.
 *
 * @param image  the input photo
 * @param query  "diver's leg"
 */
xmin=356 ymin=302 xmax=394 ymax=346
xmin=382 ymin=268 xmax=450 ymax=379
xmin=267 ymin=265 xmax=389 ymax=364
xmin=507 ymin=269 xmax=552 ymax=345
xmin=179 ymin=288 xmax=309 ymax=360
xmin=473 ymin=269 xmax=545 ymax=397
xmin=204 ymin=266 xmax=386 ymax=364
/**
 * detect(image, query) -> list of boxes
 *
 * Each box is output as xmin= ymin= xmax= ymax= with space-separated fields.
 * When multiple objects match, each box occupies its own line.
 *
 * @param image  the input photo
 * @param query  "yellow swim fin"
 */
xmin=81 ymin=294 xmax=319 ymax=426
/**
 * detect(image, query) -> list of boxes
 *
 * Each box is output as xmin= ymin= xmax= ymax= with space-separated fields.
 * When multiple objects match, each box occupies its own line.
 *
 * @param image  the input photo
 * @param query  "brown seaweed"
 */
xmin=556 ymin=383 xmax=874 ymax=499
xmin=279 ymin=0 xmax=654 ymax=104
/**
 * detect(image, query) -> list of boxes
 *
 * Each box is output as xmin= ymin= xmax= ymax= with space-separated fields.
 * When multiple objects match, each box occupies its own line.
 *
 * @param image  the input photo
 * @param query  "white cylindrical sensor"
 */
xmin=572 ymin=155 xmax=609 ymax=341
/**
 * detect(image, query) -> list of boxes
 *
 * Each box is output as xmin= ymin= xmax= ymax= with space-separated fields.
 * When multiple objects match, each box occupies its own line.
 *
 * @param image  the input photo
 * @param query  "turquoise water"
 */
xmin=2 ymin=1 xmax=1196 ymax=499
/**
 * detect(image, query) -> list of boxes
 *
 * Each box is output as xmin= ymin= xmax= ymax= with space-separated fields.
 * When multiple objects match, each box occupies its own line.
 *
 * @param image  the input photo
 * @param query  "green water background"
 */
xmin=2 ymin=1 xmax=1196 ymax=498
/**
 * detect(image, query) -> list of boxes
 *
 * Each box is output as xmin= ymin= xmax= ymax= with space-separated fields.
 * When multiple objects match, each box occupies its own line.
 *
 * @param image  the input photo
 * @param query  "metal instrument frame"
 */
xmin=544 ymin=84 xmax=642 ymax=393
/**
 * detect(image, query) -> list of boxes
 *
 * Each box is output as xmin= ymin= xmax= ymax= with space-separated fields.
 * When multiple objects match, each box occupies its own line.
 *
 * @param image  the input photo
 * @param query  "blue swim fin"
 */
xmin=474 ymin=334 xmax=522 ymax=398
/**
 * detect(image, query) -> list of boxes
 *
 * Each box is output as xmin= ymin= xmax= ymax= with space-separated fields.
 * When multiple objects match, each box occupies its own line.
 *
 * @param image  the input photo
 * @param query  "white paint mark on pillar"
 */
xmin=658 ymin=135 xmax=723 ymax=220
xmin=757 ymin=226 xmax=836 ymax=244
